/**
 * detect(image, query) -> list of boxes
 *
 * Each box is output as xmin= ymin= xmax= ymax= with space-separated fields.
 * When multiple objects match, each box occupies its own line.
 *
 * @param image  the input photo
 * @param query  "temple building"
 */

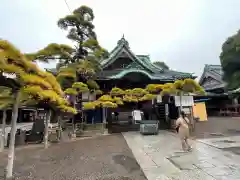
xmin=47 ymin=37 xmax=197 ymax=131
xmin=199 ymin=64 xmax=225 ymax=94
xmin=198 ymin=64 xmax=231 ymax=116
xmin=96 ymin=36 xmax=195 ymax=90
xmin=46 ymin=36 xmax=196 ymax=89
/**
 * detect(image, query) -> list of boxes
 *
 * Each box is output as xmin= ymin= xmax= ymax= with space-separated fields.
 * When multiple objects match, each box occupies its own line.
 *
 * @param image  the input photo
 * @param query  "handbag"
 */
xmin=176 ymin=117 xmax=188 ymax=133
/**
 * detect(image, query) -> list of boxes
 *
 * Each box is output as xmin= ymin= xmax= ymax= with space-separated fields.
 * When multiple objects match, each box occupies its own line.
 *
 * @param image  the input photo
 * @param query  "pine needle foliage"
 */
xmin=0 ymin=40 xmax=77 ymax=114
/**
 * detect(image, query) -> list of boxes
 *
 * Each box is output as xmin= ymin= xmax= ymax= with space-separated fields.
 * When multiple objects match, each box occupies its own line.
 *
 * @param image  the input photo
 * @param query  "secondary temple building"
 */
xmin=199 ymin=64 xmax=225 ymax=94
xmin=198 ymin=64 xmax=237 ymax=116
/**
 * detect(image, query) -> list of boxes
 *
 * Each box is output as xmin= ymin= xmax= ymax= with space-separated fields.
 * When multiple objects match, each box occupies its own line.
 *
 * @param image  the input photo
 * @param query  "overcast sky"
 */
xmin=1 ymin=0 xmax=240 ymax=77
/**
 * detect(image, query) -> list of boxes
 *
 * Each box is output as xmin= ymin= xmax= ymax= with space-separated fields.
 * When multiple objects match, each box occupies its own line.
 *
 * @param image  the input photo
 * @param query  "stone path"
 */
xmin=123 ymin=131 xmax=240 ymax=180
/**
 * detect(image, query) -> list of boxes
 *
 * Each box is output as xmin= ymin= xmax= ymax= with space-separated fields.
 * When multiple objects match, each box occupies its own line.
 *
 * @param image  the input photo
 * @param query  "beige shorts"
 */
xmin=178 ymin=127 xmax=190 ymax=140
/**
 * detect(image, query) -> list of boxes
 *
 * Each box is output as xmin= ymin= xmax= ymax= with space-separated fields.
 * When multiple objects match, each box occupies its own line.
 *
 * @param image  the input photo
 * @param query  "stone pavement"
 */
xmin=123 ymin=131 xmax=240 ymax=180
xmin=0 ymin=134 xmax=146 ymax=180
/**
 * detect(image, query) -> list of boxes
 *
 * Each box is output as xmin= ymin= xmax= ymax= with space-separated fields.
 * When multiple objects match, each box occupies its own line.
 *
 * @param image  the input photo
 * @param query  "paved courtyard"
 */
xmin=123 ymin=131 xmax=240 ymax=180
xmin=1 ymin=117 xmax=240 ymax=180
xmin=0 ymin=135 xmax=146 ymax=180
xmin=193 ymin=117 xmax=240 ymax=139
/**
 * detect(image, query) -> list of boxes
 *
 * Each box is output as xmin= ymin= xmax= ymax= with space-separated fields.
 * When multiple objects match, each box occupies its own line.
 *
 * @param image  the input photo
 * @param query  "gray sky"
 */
xmin=1 ymin=0 xmax=240 ymax=77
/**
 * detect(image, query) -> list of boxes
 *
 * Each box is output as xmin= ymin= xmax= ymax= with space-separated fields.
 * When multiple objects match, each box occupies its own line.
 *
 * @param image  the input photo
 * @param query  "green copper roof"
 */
xmin=96 ymin=68 xmax=194 ymax=81
xmin=109 ymin=69 xmax=171 ymax=80
xmin=100 ymin=36 xmax=162 ymax=72
xmin=45 ymin=36 xmax=195 ymax=81
xmin=98 ymin=36 xmax=195 ymax=80
xmin=100 ymin=36 xmax=193 ymax=78
xmin=126 ymin=61 xmax=145 ymax=69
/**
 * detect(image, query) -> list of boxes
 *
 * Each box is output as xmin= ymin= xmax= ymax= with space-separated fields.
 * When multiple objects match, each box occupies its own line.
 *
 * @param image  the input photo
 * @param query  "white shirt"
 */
xmin=132 ymin=110 xmax=143 ymax=121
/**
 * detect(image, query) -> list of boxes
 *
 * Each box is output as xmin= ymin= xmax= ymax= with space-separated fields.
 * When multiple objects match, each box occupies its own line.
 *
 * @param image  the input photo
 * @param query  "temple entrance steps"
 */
xmin=156 ymin=103 xmax=170 ymax=130
xmin=107 ymin=106 xmax=170 ymax=133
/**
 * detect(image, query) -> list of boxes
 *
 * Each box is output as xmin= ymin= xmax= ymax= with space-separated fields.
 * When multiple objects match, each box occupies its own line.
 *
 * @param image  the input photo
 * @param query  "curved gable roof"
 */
xmin=199 ymin=64 xmax=224 ymax=85
xmin=100 ymin=37 xmax=163 ymax=72
xmin=199 ymin=64 xmax=225 ymax=91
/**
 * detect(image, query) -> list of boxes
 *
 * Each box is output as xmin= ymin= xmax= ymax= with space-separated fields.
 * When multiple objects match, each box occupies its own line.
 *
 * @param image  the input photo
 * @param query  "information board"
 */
xmin=174 ymin=96 xmax=194 ymax=107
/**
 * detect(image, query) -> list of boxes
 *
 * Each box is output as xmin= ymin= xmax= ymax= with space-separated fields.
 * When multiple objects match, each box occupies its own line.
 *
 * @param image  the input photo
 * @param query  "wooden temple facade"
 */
xmin=46 ymin=36 xmax=197 ymax=132
xmin=198 ymin=64 xmax=236 ymax=116
xmin=93 ymin=37 xmax=195 ymax=131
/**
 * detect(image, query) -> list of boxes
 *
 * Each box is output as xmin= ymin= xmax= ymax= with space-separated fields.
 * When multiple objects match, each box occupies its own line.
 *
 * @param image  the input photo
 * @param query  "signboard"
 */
xmin=165 ymin=104 xmax=169 ymax=115
xmin=3 ymin=72 xmax=16 ymax=79
xmin=89 ymin=93 xmax=96 ymax=101
xmin=82 ymin=92 xmax=89 ymax=101
xmin=175 ymin=96 xmax=194 ymax=107
xmin=157 ymin=95 xmax=162 ymax=103
xmin=182 ymin=107 xmax=191 ymax=114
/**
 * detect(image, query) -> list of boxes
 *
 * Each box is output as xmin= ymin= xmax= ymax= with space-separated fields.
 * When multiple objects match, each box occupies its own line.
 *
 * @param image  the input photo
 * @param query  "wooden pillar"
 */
xmin=18 ymin=109 xmax=22 ymax=123
xmin=233 ymin=98 xmax=238 ymax=105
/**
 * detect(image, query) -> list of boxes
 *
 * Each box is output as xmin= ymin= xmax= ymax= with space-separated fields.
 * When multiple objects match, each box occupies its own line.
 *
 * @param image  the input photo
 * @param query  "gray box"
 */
xmin=140 ymin=120 xmax=159 ymax=135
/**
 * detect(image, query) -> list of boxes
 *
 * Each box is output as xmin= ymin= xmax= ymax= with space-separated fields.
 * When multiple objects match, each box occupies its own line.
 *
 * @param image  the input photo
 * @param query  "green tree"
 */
xmin=27 ymin=6 xmax=108 ymax=87
xmin=57 ymin=5 xmax=108 ymax=80
xmin=160 ymin=79 xmax=205 ymax=111
xmin=59 ymin=6 xmax=94 ymax=59
xmin=57 ymin=5 xmax=108 ymax=63
xmin=25 ymin=6 xmax=109 ymax=130
xmin=220 ymin=30 xmax=240 ymax=90
xmin=173 ymin=79 xmax=205 ymax=131
xmin=0 ymin=40 xmax=76 ymax=179
xmin=153 ymin=61 xmax=169 ymax=70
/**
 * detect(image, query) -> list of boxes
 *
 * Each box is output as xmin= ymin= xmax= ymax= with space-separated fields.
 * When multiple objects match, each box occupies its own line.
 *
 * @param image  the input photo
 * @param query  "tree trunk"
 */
xmin=0 ymin=109 xmax=7 ymax=152
xmin=5 ymin=91 xmax=21 ymax=179
xmin=44 ymin=110 xmax=51 ymax=149
xmin=81 ymin=111 xmax=84 ymax=131
xmin=189 ymin=106 xmax=195 ymax=133
xmin=164 ymin=104 xmax=170 ymax=128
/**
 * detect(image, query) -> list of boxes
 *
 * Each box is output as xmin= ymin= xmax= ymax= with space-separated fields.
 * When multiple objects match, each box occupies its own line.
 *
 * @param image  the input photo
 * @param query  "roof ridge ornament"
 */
xmin=117 ymin=34 xmax=129 ymax=48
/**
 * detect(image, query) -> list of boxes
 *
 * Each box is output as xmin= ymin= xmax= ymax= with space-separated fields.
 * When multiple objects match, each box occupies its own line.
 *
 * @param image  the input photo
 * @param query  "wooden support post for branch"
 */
xmin=102 ymin=107 xmax=108 ymax=135
xmin=5 ymin=90 xmax=21 ymax=179
xmin=0 ymin=110 xmax=6 ymax=152
xmin=44 ymin=110 xmax=51 ymax=149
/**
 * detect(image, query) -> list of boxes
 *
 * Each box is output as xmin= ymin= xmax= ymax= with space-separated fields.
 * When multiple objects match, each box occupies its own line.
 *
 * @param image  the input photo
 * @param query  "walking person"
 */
xmin=176 ymin=111 xmax=192 ymax=151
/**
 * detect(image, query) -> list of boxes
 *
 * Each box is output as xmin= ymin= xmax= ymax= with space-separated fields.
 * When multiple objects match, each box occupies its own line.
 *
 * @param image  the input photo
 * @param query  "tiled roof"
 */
xmin=199 ymin=64 xmax=225 ymax=91
xmin=46 ymin=37 xmax=195 ymax=81
xmin=199 ymin=64 xmax=223 ymax=84
xmin=100 ymin=36 xmax=194 ymax=80
xmin=96 ymin=69 xmax=123 ymax=79
xmin=100 ymin=37 xmax=158 ymax=72
xmin=96 ymin=68 xmax=195 ymax=81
